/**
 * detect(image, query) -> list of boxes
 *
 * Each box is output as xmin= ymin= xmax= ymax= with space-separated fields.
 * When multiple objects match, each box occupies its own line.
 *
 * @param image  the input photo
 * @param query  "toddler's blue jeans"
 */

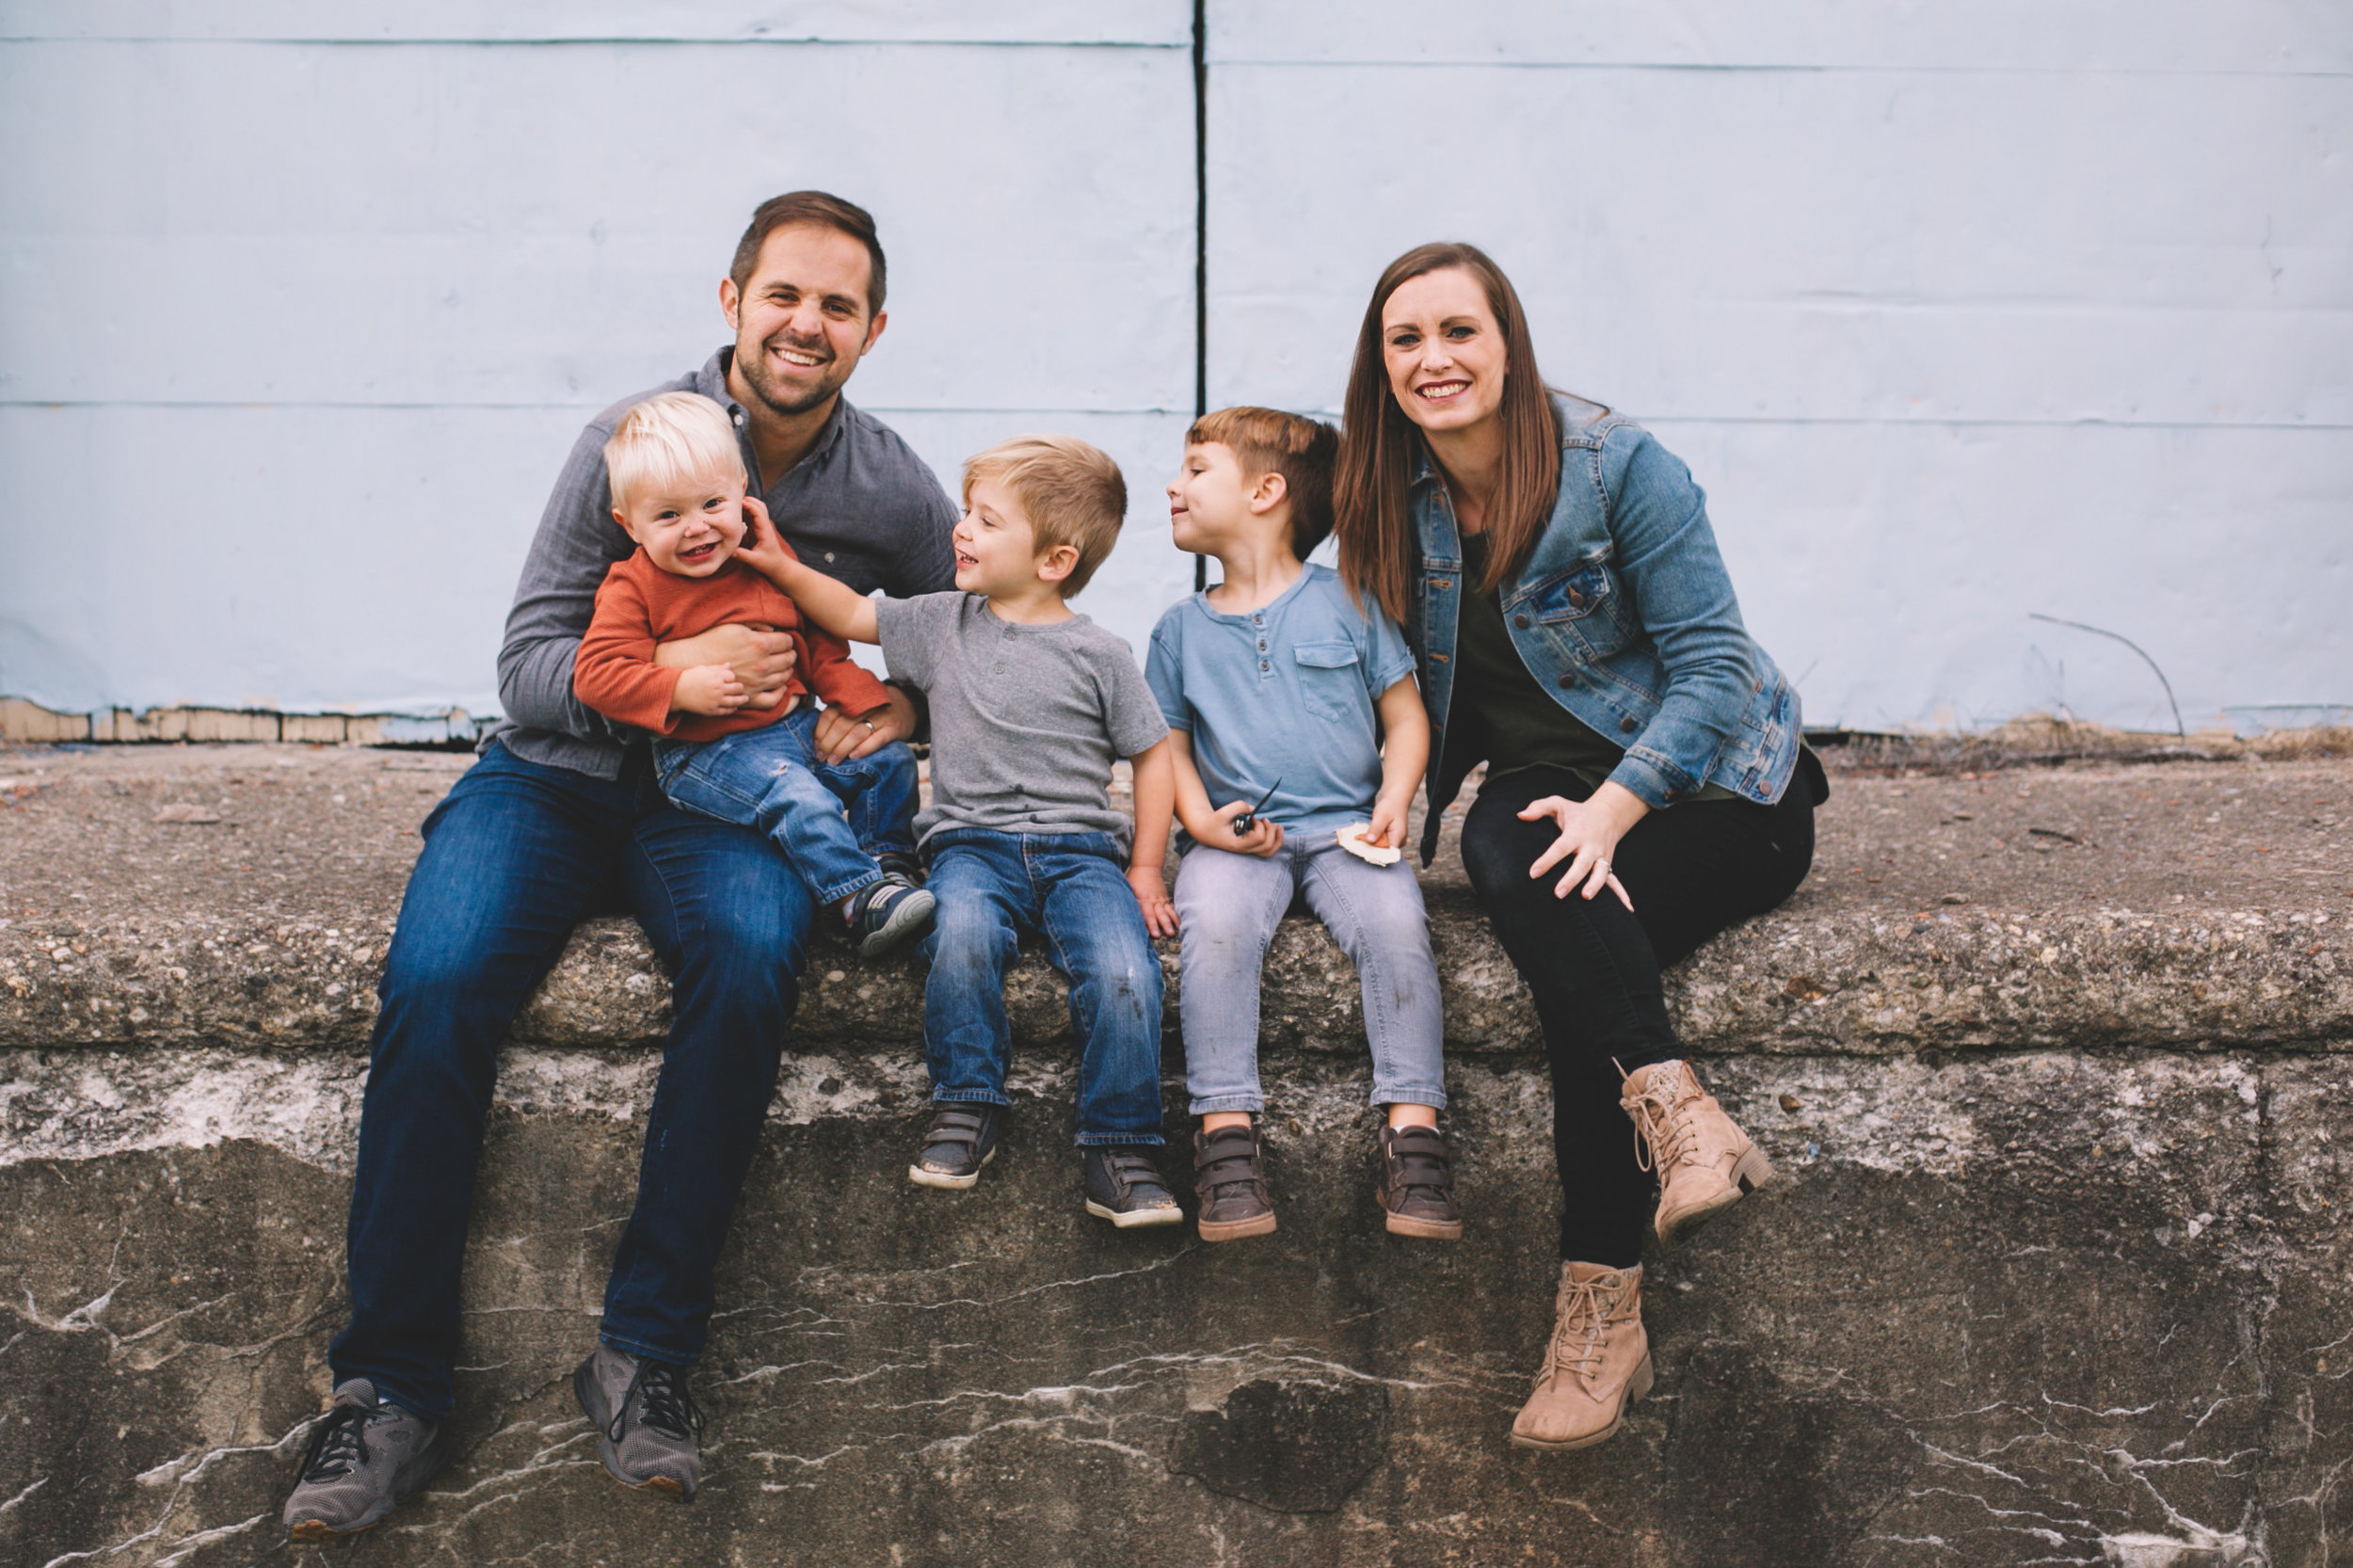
xmin=654 ymin=703 xmax=918 ymax=907
xmin=918 ymin=827 xmax=1165 ymax=1145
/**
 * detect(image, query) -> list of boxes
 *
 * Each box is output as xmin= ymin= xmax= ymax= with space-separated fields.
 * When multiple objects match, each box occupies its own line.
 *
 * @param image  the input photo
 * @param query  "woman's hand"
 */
xmin=813 ymin=690 xmax=915 ymax=763
xmin=1128 ymin=863 xmax=1179 ymax=937
xmin=1519 ymin=782 xmax=1647 ymax=908
xmin=1204 ymin=797 xmax=1284 ymax=858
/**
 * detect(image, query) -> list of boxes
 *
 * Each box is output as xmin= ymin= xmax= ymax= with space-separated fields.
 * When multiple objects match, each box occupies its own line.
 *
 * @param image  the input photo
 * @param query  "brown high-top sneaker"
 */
xmin=1509 ymin=1262 xmax=1651 ymax=1450
xmin=1619 ymin=1059 xmax=1771 ymax=1245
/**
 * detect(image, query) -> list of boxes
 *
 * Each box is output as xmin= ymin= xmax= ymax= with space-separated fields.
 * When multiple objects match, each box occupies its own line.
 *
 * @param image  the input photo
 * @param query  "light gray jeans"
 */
xmin=1173 ymin=835 xmax=1448 ymax=1114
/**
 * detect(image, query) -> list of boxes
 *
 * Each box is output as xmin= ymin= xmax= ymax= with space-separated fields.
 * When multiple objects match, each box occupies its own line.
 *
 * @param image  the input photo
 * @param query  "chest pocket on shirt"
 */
xmin=1293 ymin=640 xmax=1363 ymax=723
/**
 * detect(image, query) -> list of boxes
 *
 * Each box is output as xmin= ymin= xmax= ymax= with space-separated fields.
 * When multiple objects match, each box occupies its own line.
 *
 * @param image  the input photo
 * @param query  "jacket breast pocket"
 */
xmin=1526 ymin=563 xmax=1633 ymax=659
xmin=1293 ymin=640 xmax=1364 ymax=723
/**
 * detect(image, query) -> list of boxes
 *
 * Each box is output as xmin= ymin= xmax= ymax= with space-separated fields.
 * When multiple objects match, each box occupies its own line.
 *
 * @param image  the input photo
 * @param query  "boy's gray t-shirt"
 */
xmin=875 ymin=592 xmax=1170 ymax=851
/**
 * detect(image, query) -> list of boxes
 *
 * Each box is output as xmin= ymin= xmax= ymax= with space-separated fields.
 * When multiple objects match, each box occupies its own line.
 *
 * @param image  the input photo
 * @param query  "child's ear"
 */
xmin=1035 ymin=543 xmax=1082 ymax=584
xmin=611 ymin=507 xmax=639 ymax=542
xmin=1247 ymin=472 xmax=1289 ymax=517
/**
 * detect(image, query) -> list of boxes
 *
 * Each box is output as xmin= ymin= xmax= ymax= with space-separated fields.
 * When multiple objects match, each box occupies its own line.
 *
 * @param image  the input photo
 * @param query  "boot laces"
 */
xmin=1623 ymin=1071 xmax=1703 ymax=1176
xmin=297 ymin=1401 xmax=376 ymax=1481
xmin=613 ymin=1360 xmax=704 ymax=1443
xmin=1540 ymin=1275 xmax=1636 ymax=1392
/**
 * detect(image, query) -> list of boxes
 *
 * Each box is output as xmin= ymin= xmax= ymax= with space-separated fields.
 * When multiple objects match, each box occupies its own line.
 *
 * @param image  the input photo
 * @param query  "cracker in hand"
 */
xmin=1335 ymin=823 xmax=1402 ymax=867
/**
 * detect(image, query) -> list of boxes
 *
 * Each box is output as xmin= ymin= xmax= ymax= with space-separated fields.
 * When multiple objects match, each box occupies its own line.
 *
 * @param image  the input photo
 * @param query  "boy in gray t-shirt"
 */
xmin=750 ymin=435 xmax=1185 ymax=1227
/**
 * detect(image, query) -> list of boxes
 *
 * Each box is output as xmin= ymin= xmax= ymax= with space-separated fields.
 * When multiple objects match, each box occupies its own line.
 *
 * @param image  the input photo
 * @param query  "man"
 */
xmin=283 ymin=192 xmax=957 ymax=1540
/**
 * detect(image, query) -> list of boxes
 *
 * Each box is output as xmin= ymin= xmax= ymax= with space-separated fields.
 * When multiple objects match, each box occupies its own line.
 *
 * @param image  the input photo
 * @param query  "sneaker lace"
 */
xmin=614 ymin=1361 xmax=704 ymax=1443
xmin=297 ymin=1402 xmax=374 ymax=1481
xmin=1623 ymin=1073 xmax=1702 ymax=1176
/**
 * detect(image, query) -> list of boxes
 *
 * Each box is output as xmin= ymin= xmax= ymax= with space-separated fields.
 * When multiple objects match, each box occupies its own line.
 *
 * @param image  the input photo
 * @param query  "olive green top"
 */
xmin=1452 ymin=532 xmax=1737 ymax=801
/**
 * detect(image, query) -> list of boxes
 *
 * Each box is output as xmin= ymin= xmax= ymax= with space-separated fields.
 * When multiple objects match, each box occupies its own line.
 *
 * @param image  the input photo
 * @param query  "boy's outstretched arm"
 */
xmin=1168 ymin=729 xmax=1284 ymax=857
xmin=1127 ymin=738 xmax=1179 ymax=937
xmin=733 ymin=496 xmax=881 ymax=645
xmin=1368 ymin=676 xmax=1432 ymax=850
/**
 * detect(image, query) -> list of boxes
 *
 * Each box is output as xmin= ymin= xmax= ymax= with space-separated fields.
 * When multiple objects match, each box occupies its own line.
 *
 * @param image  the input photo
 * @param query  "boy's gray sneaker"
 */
xmin=281 ymin=1379 xmax=443 ymax=1541
xmin=1081 ymin=1145 xmax=1184 ymax=1228
xmin=847 ymin=876 xmax=936 ymax=959
xmin=573 ymin=1344 xmax=704 ymax=1500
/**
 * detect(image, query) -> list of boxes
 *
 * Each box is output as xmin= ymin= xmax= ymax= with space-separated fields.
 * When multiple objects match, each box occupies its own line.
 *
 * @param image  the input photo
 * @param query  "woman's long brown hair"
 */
xmin=1334 ymin=243 xmax=1561 ymax=625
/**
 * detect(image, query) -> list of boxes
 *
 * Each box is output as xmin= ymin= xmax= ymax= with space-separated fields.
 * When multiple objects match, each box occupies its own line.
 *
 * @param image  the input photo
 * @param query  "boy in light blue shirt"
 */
xmin=1146 ymin=408 xmax=1458 ymax=1244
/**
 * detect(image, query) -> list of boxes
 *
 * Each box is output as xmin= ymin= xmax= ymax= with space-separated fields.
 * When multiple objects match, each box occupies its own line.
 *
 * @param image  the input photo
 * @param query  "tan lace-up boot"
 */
xmin=1619 ymin=1059 xmax=1772 ymax=1245
xmin=1509 ymin=1262 xmax=1651 ymax=1449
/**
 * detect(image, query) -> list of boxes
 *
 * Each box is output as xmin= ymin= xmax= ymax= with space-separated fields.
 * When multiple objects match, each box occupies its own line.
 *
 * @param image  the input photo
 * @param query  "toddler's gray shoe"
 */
xmin=573 ymin=1344 xmax=704 ymax=1500
xmin=281 ymin=1379 xmax=443 ymax=1541
xmin=848 ymin=876 xmax=936 ymax=959
xmin=1082 ymin=1145 xmax=1184 ymax=1228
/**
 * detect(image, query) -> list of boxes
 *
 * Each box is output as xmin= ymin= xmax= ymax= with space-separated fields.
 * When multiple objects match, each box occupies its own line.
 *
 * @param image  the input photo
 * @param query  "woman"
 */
xmin=1333 ymin=243 xmax=1825 ymax=1450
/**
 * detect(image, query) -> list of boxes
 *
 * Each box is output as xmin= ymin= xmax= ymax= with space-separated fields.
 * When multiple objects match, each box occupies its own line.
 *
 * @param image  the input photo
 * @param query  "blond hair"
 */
xmin=1186 ymin=407 xmax=1339 ymax=558
xmin=962 ymin=435 xmax=1127 ymax=597
xmin=603 ymin=392 xmax=745 ymax=512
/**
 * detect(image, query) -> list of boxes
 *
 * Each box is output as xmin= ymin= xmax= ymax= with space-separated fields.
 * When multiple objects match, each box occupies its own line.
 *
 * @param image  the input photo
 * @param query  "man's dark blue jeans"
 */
xmin=917 ymin=827 xmax=1165 ymax=1146
xmin=328 ymin=739 xmax=810 ymax=1422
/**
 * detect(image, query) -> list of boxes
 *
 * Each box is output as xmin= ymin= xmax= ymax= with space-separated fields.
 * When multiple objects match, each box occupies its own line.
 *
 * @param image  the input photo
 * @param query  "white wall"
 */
xmin=3 ymin=2 xmax=2347 ymax=733
xmin=0 ymin=2 xmax=1197 ymax=716
xmin=1206 ymin=1 xmax=2353 ymax=733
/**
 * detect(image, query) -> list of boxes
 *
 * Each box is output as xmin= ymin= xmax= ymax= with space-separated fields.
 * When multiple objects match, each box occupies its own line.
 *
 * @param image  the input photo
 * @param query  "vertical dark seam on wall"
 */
xmin=1193 ymin=0 xmax=1209 ymax=593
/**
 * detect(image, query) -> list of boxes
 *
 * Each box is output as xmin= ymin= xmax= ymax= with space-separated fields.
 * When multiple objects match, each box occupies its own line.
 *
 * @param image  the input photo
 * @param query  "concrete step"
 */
xmin=1 ymin=743 xmax=2347 ymax=1566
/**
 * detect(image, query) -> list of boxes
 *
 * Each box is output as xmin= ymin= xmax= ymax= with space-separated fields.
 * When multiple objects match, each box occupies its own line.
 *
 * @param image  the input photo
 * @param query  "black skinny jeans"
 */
xmin=1458 ymin=764 xmax=1818 ymax=1268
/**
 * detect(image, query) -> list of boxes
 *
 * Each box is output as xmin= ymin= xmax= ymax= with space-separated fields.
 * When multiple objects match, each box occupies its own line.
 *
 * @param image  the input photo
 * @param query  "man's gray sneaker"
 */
xmin=281 ymin=1379 xmax=443 ymax=1541
xmin=573 ymin=1344 xmax=704 ymax=1500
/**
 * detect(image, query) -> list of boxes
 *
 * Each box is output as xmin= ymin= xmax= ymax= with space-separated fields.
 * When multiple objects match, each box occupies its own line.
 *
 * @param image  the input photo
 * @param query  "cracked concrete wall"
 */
xmin=4 ymin=741 xmax=2349 ymax=1560
xmin=4 ymin=1045 xmax=2348 ymax=1566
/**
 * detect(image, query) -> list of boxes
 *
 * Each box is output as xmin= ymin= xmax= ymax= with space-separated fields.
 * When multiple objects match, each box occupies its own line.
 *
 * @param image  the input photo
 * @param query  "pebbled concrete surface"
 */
xmin=2 ymin=744 xmax=2346 ymax=1057
xmin=2 ymin=741 xmax=2350 ymax=1566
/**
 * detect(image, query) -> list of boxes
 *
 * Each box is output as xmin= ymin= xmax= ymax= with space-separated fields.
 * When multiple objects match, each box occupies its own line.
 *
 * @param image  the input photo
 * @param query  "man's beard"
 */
xmin=736 ymin=333 xmax=846 ymax=418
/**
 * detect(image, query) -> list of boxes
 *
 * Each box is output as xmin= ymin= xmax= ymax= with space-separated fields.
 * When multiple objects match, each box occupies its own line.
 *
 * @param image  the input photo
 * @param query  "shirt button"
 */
xmin=1620 ymin=716 xmax=1639 ymax=733
xmin=1568 ymin=589 xmax=1587 ymax=609
xmin=1259 ymin=661 xmax=1271 ymax=671
xmin=1512 ymin=614 xmax=1529 ymax=630
xmin=824 ymin=552 xmax=836 ymax=562
xmin=1557 ymin=674 xmax=1573 ymax=688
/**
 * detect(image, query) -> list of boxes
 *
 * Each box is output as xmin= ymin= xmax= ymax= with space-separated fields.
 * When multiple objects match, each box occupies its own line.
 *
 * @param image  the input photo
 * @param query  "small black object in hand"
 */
xmin=1233 ymin=778 xmax=1283 ymax=836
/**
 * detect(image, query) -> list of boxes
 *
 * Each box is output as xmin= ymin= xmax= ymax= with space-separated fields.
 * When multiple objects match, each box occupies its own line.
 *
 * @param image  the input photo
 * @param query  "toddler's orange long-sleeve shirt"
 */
xmin=574 ymin=548 xmax=890 ymax=743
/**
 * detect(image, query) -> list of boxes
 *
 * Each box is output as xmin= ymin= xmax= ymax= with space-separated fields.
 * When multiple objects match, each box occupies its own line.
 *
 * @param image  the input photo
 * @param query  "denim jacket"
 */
xmin=1410 ymin=395 xmax=1802 ymax=863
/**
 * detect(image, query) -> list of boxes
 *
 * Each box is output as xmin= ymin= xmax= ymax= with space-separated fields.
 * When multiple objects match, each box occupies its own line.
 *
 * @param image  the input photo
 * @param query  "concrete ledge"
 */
xmin=4 ymin=744 xmax=2349 ymax=1566
xmin=2 ymin=746 xmax=2346 ymax=1057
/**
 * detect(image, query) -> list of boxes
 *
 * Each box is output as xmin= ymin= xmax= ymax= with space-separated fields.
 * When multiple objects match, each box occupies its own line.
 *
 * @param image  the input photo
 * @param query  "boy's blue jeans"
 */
xmin=653 ymin=704 xmax=919 ymax=907
xmin=328 ymin=739 xmax=811 ymax=1422
xmin=1173 ymin=836 xmax=1448 ymax=1115
xmin=918 ymin=827 xmax=1166 ymax=1146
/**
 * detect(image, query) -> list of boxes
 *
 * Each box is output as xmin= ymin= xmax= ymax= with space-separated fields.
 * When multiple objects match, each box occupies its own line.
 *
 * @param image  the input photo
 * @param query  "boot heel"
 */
xmin=1733 ymin=1146 xmax=1773 ymax=1194
xmin=1626 ymin=1352 xmax=1656 ymax=1406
